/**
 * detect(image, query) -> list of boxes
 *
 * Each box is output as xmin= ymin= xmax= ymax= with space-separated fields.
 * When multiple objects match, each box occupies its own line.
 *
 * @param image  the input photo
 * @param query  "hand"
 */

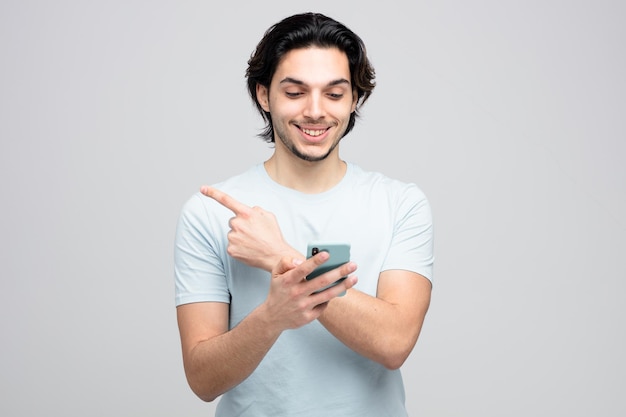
xmin=200 ymin=186 xmax=299 ymax=271
xmin=264 ymin=253 xmax=358 ymax=330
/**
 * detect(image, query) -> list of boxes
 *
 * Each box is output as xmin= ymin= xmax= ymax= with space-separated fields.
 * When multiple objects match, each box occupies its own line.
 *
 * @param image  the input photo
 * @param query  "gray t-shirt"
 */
xmin=174 ymin=163 xmax=434 ymax=416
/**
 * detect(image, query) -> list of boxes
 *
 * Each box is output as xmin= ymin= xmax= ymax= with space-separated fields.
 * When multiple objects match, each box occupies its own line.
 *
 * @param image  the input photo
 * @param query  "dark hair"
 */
xmin=246 ymin=12 xmax=376 ymax=143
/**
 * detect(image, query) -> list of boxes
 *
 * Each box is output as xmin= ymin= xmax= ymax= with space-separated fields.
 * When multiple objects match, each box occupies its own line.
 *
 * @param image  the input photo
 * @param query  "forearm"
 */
xmin=317 ymin=291 xmax=409 ymax=369
xmin=180 ymin=255 xmax=350 ymax=401
xmin=318 ymin=275 xmax=431 ymax=370
xmin=184 ymin=304 xmax=281 ymax=401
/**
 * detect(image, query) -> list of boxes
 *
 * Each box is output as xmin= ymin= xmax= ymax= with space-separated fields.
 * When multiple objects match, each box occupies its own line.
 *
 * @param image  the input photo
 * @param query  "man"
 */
xmin=174 ymin=12 xmax=434 ymax=416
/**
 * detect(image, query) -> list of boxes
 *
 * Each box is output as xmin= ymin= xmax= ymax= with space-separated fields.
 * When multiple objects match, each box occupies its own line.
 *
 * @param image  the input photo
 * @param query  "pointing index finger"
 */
xmin=200 ymin=185 xmax=251 ymax=215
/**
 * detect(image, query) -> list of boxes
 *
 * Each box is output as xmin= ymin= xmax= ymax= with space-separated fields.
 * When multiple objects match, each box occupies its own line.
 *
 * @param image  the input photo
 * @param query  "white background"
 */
xmin=1 ymin=1 xmax=624 ymax=415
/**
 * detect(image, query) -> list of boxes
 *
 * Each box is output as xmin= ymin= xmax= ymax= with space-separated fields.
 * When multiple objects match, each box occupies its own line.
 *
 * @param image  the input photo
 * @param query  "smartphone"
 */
xmin=306 ymin=242 xmax=351 ymax=293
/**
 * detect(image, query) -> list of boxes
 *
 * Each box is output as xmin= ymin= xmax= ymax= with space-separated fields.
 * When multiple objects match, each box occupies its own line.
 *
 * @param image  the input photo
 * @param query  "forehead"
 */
xmin=272 ymin=47 xmax=351 ymax=86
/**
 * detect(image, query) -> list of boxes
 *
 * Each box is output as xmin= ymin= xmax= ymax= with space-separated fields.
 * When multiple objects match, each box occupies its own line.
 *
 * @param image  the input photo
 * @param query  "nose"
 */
xmin=303 ymin=92 xmax=324 ymax=120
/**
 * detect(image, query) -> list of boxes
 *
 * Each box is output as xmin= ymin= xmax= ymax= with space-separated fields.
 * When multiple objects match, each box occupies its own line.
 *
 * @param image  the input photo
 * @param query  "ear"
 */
xmin=256 ymin=83 xmax=270 ymax=112
xmin=351 ymin=88 xmax=358 ymax=113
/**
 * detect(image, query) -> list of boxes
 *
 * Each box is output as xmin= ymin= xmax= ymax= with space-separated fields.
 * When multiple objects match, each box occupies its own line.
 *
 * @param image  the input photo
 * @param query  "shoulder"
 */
xmin=347 ymin=163 xmax=429 ymax=203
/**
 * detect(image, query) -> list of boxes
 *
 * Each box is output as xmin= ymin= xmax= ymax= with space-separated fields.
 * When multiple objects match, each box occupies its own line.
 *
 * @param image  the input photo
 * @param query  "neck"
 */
xmin=264 ymin=153 xmax=347 ymax=194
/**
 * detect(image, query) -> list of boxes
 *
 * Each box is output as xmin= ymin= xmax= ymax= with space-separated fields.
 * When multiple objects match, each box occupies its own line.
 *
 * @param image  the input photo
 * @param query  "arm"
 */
xmin=198 ymin=186 xmax=432 ymax=369
xmin=177 ymin=301 xmax=279 ymax=402
xmin=176 ymin=254 xmax=358 ymax=402
xmin=318 ymin=270 xmax=431 ymax=370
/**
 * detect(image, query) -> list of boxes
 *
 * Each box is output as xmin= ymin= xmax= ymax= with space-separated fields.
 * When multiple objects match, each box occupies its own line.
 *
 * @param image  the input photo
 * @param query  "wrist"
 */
xmin=265 ymin=244 xmax=301 ymax=272
xmin=254 ymin=301 xmax=286 ymax=336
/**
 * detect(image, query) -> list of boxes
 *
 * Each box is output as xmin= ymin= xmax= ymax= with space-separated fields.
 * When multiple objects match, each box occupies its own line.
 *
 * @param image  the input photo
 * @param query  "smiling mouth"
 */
xmin=297 ymin=126 xmax=329 ymax=137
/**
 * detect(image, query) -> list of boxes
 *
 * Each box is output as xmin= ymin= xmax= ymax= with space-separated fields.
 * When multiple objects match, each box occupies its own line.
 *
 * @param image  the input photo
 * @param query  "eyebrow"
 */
xmin=279 ymin=77 xmax=351 ymax=87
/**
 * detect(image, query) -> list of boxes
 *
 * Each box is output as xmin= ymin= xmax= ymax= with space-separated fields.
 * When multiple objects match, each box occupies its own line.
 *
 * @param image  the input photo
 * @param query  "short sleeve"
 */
xmin=174 ymin=194 xmax=231 ymax=306
xmin=382 ymin=184 xmax=434 ymax=282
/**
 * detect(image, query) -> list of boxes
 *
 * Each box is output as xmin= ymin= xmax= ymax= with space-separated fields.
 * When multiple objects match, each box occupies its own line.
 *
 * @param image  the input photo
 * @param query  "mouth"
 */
xmin=295 ymin=125 xmax=331 ymax=140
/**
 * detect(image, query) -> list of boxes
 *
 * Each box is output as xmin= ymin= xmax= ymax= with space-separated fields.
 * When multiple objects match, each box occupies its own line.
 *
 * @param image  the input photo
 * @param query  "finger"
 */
xmin=302 ymin=250 xmax=331 ymax=276
xmin=277 ymin=251 xmax=330 ymax=284
xmin=312 ymin=270 xmax=358 ymax=300
xmin=308 ymin=261 xmax=357 ymax=293
xmin=200 ymin=186 xmax=251 ymax=215
xmin=273 ymin=256 xmax=301 ymax=276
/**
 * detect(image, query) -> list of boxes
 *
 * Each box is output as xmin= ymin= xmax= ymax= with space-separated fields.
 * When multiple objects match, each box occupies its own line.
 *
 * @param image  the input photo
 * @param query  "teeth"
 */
xmin=302 ymin=128 xmax=326 ymax=137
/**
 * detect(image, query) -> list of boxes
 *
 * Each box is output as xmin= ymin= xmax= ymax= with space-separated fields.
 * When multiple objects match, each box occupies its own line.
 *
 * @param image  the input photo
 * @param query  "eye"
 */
xmin=327 ymin=93 xmax=344 ymax=100
xmin=285 ymin=91 xmax=302 ymax=98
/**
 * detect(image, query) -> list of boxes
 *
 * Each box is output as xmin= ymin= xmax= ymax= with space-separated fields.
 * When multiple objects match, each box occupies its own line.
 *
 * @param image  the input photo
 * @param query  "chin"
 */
xmin=294 ymin=151 xmax=330 ymax=162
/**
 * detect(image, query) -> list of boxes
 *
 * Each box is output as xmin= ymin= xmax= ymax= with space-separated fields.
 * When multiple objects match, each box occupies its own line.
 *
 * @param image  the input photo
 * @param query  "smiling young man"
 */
xmin=258 ymin=46 xmax=357 ymax=193
xmin=174 ymin=12 xmax=434 ymax=416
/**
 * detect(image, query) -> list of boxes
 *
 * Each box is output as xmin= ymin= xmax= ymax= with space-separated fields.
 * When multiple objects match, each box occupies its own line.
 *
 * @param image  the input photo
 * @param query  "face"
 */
xmin=256 ymin=47 xmax=358 ymax=162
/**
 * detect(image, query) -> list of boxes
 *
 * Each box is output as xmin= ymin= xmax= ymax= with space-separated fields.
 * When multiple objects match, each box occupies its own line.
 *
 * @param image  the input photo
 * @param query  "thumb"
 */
xmin=272 ymin=256 xmax=301 ymax=276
